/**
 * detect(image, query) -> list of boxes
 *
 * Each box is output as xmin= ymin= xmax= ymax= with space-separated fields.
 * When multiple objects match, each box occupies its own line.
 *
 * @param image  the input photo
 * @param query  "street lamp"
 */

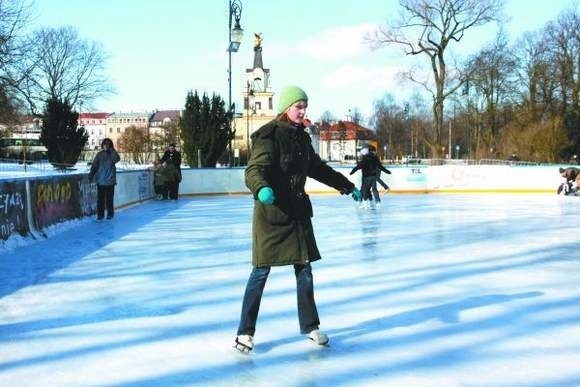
xmin=227 ymin=0 xmax=243 ymax=167
xmin=246 ymin=81 xmax=254 ymax=161
xmin=455 ymin=144 xmax=460 ymax=159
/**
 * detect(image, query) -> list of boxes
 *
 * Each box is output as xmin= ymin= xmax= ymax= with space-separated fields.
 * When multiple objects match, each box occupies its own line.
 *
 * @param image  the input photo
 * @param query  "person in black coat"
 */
xmin=160 ymin=143 xmax=182 ymax=200
xmin=350 ymin=147 xmax=391 ymax=208
xmin=88 ymin=138 xmax=120 ymax=220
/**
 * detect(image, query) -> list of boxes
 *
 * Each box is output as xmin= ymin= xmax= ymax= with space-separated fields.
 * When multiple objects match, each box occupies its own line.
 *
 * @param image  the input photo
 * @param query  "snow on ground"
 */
xmin=0 ymin=160 xmax=148 ymax=179
xmin=1 ymin=194 xmax=580 ymax=387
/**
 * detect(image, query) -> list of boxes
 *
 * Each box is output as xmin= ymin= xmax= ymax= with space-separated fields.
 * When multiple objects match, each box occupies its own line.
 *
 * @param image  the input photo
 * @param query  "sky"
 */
xmin=28 ymin=0 xmax=579 ymax=124
xmin=1 ymin=194 xmax=580 ymax=386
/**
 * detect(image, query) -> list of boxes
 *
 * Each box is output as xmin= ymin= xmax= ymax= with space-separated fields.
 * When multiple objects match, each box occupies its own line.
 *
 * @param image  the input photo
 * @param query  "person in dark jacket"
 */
xmin=152 ymin=160 xmax=179 ymax=200
xmin=350 ymin=147 xmax=391 ymax=209
xmin=369 ymin=145 xmax=390 ymax=203
xmin=88 ymin=138 xmax=120 ymax=220
xmin=558 ymin=166 xmax=580 ymax=194
xmin=233 ymin=85 xmax=362 ymax=353
xmin=160 ymin=143 xmax=181 ymax=200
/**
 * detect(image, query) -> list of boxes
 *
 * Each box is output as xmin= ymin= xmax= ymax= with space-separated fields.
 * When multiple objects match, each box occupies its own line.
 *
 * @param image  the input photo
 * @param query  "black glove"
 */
xmin=339 ymin=187 xmax=352 ymax=195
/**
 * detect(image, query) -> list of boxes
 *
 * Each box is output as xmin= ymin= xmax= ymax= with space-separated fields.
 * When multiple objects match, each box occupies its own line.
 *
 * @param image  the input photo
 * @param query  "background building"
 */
xmin=79 ymin=112 xmax=108 ymax=149
xmin=319 ymin=120 xmax=377 ymax=162
xmin=149 ymin=110 xmax=182 ymax=150
xmin=106 ymin=112 xmax=151 ymax=148
xmin=232 ymin=33 xmax=276 ymax=164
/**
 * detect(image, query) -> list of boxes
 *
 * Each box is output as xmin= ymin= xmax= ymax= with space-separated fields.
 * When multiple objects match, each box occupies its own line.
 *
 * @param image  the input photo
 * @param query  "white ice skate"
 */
xmin=308 ymin=329 xmax=329 ymax=346
xmin=233 ymin=335 xmax=254 ymax=353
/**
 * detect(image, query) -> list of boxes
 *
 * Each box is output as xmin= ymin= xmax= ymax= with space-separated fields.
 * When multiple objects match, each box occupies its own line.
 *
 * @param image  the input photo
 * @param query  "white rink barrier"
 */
xmin=0 ymin=165 xmax=568 ymax=246
xmin=178 ymin=165 xmax=564 ymax=195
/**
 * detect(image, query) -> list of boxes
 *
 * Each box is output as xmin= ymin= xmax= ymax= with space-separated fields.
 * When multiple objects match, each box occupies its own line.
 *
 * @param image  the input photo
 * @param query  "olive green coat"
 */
xmin=245 ymin=120 xmax=355 ymax=267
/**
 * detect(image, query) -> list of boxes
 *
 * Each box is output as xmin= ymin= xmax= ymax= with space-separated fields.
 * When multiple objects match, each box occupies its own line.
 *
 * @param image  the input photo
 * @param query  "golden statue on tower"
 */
xmin=254 ymin=32 xmax=263 ymax=51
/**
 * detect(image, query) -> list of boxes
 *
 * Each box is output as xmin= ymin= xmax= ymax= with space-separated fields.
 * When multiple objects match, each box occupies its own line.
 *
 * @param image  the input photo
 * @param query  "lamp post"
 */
xmin=246 ymin=81 xmax=254 ymax=161
xmin=227 ymin=0 xmax=243 ymax=167
xmin=455 ymin=144 xmax=460 ymax=159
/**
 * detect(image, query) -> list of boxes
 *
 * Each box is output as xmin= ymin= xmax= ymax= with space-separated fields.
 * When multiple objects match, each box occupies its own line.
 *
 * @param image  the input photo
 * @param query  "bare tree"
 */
xmin=465 ymin=31 xmax=518 ymax=152
xmin=543 ymin=7 xmax=580 ymax=118
xmin=370 ymin=93 xmax=406 ymax=159
xmin=350 ymin=108 xmax=364 ymax=125
xmin=512 ymin=31 xmax=549 ymax=122
xmin=0 ymin=0 xmax=32 ymax=122
xmin=318 ymin=110 xmax=335 ymax=160
xmin=14 ymin=26 xmax=113 ymax=115
xmin=368 ymin=0 xmax=504 ymax=157
xmin=119 ymin=126 xmax=148 ymax=164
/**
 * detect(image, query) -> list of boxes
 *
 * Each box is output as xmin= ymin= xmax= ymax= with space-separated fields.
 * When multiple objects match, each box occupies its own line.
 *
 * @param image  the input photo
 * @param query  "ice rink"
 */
xmin=1 ymin=193 xmax=580 ymax=387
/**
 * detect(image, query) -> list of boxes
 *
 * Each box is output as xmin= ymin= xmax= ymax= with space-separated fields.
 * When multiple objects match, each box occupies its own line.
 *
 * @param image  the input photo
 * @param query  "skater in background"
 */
xmin=350 ymin=146 xmax=391 ymax=209
xmin=88 ymin=138 xmax=120 ymax=220
xmin=160 ymin=143 xmax=181 ymax=200
xmin=233 ymin=85 xmax=362 ymax=353
xmin=370 ymin=145 xmax=390 ymax=196
xmin=558 ymin=166 xmax=580 ymax=195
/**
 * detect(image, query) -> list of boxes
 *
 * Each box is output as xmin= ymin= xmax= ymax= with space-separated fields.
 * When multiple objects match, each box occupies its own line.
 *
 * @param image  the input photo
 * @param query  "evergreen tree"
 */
xmin=180 ymin=91 xmax=233 ymax=167
xmin=40 ymin=98 xmax=88 ymax=168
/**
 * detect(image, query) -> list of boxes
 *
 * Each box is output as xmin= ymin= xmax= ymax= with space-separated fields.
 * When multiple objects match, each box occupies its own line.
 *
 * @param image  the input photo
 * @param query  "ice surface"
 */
xmin=1 ymin=194 xmax=580 ymax=386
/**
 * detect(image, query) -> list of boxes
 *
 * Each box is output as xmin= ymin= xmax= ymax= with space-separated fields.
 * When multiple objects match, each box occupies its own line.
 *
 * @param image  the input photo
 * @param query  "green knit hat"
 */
xmin=278 ymin=85 xmax=308 ymax=113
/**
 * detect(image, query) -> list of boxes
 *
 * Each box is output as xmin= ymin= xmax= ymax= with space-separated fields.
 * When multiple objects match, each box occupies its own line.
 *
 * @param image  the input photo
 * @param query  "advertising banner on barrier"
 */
xmin=31 ymin=175 xmax=97 ymax=230
xmin=0 ymin=180 xmax=29 ymax=240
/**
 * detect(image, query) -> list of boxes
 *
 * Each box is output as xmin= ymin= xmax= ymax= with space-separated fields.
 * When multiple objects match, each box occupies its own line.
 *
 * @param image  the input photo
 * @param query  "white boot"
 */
xmin=308 ymin=329 xmax=329 ymax=345
xmin=233 ymin=335 xmax=254 ymax=353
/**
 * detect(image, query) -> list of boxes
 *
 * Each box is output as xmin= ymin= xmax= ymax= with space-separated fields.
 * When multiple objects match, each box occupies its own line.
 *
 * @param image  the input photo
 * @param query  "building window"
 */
xmin=269 ymin=97 xmax=273 ymax=110
xmin=109 ymin=128 xmax=112 ymax=133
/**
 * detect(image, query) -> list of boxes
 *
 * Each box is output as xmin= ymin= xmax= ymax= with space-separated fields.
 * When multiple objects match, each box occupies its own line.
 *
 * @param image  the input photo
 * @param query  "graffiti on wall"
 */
xmin=0 ymin=181 xmax=29 ymax=240
xmin=32 ymin=176 xmax=85 ymax=229
xmin=78 ymin=177 xmax=97 ymax=215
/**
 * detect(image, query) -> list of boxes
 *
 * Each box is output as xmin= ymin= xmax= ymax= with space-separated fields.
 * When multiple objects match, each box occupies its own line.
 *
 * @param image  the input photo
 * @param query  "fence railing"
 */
xmin=0 ymin=156 xmax=552 ymax=178
xmin=401 ymin=158 xmax=541 ymax=167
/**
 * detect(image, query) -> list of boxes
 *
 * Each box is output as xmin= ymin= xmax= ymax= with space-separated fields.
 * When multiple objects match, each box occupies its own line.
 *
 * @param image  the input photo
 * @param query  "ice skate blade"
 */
xmin=233 ymin=343 xmax=252 ymax=354
xmin=233 ymin=336 xmax=254 ymax=353
xmin=308 ymin=329 xmax=329 ymax=346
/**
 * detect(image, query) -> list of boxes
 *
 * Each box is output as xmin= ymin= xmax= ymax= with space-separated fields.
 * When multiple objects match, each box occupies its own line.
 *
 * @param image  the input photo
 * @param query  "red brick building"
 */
xmin=318 ymin=120 xmax=377 ymax=162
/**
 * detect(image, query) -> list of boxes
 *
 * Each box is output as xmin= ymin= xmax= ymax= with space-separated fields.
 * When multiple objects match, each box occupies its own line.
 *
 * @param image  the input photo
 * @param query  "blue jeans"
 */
xmin=237 ymin=263 xmax=320 ymax=336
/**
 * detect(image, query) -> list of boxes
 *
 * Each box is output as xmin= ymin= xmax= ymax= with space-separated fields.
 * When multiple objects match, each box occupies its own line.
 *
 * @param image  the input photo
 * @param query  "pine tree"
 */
xmin=40 ymin=98 xmax=88 ymax=169
xmin=180 ymin=91 xmax=233 ymax=167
